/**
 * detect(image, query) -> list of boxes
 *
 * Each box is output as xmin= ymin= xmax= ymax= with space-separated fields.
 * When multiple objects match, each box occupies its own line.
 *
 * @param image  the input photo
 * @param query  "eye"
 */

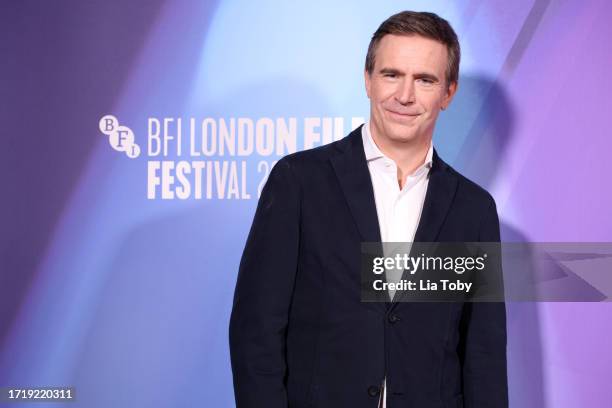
xmin=416 ymin=78 xmax=435 ymax=85
xmin=383 ymin=73 xmax=397 ymax=78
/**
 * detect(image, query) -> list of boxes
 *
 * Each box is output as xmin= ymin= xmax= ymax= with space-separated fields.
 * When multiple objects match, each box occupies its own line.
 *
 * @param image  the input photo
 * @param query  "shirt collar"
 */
xmin=361 ymin=122 xmax=434 ymax=170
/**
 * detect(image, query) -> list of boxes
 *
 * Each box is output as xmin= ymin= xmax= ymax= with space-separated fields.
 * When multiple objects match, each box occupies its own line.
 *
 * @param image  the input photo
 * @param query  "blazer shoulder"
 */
xmin=278 ymin=127 xmax=359 ymax=172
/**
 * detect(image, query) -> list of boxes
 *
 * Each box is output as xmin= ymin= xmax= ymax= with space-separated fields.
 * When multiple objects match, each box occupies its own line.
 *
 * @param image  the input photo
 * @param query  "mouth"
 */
xmin=385 ymin=109 xmax=421 ymax=121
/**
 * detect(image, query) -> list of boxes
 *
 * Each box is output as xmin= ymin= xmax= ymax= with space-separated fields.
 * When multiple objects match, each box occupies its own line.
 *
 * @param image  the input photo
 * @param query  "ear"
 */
xmin=364 ymin=70 xmax=372 ymax=99
xmin=441 ymin=81 xmax=458 ymax=110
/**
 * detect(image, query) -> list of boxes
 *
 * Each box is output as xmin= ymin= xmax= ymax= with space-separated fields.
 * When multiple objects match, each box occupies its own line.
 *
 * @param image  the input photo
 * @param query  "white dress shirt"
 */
xmin=361 ymin=122 xmax=433 ymax=408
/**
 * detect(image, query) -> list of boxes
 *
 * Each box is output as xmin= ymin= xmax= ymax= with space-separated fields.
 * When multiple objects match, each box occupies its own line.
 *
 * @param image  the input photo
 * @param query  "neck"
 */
xmin=369 ymin=128 xmax=431 ymax=187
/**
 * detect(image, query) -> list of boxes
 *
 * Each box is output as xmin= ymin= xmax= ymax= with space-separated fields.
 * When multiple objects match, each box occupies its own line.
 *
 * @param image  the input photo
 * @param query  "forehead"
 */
xmin=374 ymin=34 xmax=448 ymax=73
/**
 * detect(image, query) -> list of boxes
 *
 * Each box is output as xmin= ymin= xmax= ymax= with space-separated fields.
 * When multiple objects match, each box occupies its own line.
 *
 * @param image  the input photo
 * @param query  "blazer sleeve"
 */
xmin=460 ymin=197 xmax=509 ymax=408
xmin=229 ymin=157 xmax=300 ymax=408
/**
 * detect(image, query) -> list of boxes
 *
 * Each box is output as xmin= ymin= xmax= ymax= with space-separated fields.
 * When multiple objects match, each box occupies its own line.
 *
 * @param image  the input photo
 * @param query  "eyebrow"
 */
xmin=379 ymin=67 xmax=440 ymax=82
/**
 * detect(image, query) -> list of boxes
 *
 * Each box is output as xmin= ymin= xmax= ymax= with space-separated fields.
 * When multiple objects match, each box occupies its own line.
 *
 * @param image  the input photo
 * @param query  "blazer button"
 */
xmin=388 ymin=314 xmax=400 ymax=324
xmin=367 ymin=385 xmax=380 ymax=397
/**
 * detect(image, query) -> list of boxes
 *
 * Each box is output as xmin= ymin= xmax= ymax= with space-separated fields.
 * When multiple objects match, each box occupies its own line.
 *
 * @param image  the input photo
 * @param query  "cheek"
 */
xmin=421 ymin=93 xmax=445 ymax=110
xmin=372 ymin=82 xmax=396 ymax=101
xmin=422 ymin=107 xmax=443 ymax=127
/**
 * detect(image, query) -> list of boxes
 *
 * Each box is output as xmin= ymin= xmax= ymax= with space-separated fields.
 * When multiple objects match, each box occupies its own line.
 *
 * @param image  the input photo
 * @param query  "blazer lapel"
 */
xmin=330 ymin=126 xmax=388 ymax=311
xmin=329 ymin=126 xmax=381 ymax=244
xmin=388 ymin=150 xmax=458 ymax=311
xmin=412 ymin=150 xmax=458 ymax=243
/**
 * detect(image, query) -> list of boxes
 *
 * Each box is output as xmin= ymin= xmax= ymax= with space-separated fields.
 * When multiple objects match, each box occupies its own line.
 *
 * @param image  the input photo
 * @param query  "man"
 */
xmin=230 ymin=11 xmax=507 ymax=408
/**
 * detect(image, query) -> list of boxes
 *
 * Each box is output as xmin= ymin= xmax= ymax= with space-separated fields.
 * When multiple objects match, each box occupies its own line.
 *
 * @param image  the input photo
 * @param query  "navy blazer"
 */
xmin=229 ymin=125 xmax=508 ymax=408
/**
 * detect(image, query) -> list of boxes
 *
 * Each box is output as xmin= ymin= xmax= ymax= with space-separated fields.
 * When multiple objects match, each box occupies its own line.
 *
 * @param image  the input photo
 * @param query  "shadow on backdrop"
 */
xmin=438 ymin=74 xmax=546 ymax=408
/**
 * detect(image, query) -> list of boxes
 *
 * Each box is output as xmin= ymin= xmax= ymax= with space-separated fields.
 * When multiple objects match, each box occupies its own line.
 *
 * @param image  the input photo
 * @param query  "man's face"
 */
xmin=365 ymin=34 xmax=457 ymax=147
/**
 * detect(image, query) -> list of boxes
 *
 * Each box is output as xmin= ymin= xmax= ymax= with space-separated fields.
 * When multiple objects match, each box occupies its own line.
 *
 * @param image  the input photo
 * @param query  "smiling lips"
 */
xmin=386 ymin=109 xmax=421 ymax=120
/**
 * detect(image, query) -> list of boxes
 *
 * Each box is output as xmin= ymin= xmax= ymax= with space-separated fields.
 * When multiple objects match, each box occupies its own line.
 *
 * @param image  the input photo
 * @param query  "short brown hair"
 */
xmin=365 ymin=11 xmax=461 ymax=86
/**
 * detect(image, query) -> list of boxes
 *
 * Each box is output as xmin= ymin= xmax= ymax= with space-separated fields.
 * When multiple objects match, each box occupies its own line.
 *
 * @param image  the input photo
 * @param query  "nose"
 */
xmin=395 ymin=79 xmax=415 ymax=105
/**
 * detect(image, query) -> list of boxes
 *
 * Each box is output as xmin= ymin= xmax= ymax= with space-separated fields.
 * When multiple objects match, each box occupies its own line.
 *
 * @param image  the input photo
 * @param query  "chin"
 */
xmin=386 ymin=126 xmax=419 ymax=143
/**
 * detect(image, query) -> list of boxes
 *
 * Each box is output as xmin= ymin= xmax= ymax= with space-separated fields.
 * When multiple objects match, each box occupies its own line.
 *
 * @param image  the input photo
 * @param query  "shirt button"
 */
xmin=388 ymin=314 xmax=400 ymax=324
xmin=368 ymin=385 xmax=380 ymax=397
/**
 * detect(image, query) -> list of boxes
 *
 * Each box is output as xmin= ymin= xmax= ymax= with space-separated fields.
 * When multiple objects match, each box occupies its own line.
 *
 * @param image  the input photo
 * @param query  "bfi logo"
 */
xmin=99 ymin=114 xmax=141 ymax=158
